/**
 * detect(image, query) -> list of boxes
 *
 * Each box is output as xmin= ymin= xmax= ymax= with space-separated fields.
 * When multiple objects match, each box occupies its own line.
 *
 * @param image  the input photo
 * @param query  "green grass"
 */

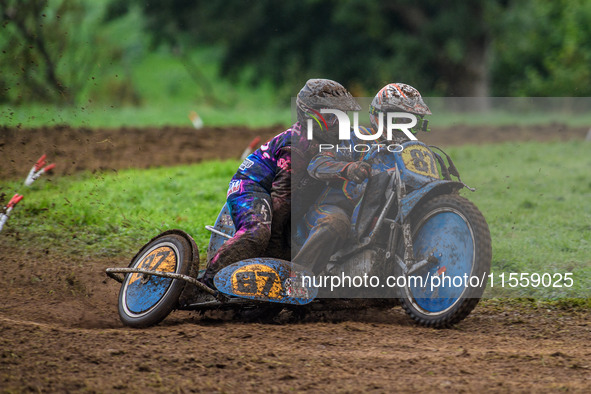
xmin=3 ymin=45 xmax=591 ymax=129
xmin=429 ymin=110 xmax=591 ymax=128
xmin=3 ymin=102 xmax=591 ymax=129
xmin=1 ymin=161 xmax=239 ymax=257
xmin=1 ymin=141 xmax=589 ymax=298
xmin=449 ymin=140 xmax=591 ymax=298
xmin=0 ymin=103 xmax=292 ymax=129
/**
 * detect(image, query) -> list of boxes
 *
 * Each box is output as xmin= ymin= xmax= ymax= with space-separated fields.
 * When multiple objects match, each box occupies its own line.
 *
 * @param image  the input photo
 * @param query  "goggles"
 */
xmin=369 ymin=105 xmax=430 ymax=134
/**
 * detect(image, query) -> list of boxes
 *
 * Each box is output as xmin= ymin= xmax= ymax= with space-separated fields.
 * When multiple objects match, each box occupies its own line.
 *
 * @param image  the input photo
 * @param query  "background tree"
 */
xmin=491 ymin=0 xmax=591 ymax=96
xmin=0 ymin=0 xmax=145 ymax=105
xmin=140 ymin=0 xmax=502 ymax=98
xmin=2 ymin=0 xmax=590 ymax=106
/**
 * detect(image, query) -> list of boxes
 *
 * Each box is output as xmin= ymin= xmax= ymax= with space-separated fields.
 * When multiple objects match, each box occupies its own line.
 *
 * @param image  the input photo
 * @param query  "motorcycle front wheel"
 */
xmin=118 ymin=234 xmax=192 ymax=328
xmin=395 ymin=194 xmax=492 ymax=328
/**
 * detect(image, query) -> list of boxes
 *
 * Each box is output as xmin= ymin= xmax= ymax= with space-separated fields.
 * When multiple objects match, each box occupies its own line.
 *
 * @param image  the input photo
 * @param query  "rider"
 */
xmin=293 ymin=83 xmax=431 ymax=274
xmin=202 ymin=79 xmax=360 ymax=287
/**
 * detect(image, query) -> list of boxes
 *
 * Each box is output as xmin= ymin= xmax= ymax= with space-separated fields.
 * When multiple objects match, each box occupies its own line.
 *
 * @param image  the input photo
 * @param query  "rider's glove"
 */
xmin=343 ymin=161 xmax=372 ymax=183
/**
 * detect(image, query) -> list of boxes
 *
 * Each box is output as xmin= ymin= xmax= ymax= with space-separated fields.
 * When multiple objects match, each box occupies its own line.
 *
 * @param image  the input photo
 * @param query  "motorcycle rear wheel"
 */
xmin=395 ymin=194 xmax=492 ymax=328
xmin=118 ymin=234 xmax=192 ymax=328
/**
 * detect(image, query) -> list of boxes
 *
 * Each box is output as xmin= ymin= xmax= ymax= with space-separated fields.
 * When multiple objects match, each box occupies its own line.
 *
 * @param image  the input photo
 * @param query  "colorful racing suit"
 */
xmin=293 ymin=126 xmax=375 ymax=273
xmin=203 ymin=122 xmax=319 ymax=283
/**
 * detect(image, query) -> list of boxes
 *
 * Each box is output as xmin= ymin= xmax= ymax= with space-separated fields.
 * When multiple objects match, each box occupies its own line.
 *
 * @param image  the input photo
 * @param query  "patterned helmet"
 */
xmin=369 ymin=83 xmax=431 ymax=136
xmin=296 ymin=79 xmax=361 ymax=142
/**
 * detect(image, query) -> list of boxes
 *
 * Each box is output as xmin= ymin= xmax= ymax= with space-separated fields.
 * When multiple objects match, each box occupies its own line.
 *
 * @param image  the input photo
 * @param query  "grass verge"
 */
xmin=1 ymin=160 xmax=238 ymax=258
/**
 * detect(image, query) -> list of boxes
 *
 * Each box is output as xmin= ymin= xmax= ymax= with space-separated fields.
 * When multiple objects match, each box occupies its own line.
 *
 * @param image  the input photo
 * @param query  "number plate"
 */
xmin=401 ymin=145 xmax=439 ymax=178
xmin=214 ymin=258 xmax=318 ymax=305
xmin=232 ymin=264 xmax=283 ymax=298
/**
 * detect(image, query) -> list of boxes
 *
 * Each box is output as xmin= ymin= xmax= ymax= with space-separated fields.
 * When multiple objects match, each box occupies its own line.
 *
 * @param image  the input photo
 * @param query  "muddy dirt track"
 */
xmin=0 ymin=123 xmax=588 ymax=180
xmin=1 ymin=124 xmax=590 ymax=392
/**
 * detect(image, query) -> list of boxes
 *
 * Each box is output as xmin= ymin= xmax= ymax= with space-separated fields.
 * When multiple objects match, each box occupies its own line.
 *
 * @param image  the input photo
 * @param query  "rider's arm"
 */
xmin=267 ymin=146 xmax=291 ymax=259
xmin=307 ymin=128 xmax=373 ymax=182
xmin=307 ymin=152 xmax=353 ymax=181
xmin=271 ymin=146 xmax=291 ymax=201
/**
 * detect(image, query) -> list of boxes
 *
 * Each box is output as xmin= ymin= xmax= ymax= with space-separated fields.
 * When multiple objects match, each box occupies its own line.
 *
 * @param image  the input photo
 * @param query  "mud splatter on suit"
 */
xmin=203 ymin=122 xmax=319 ymax=282
xmin=293 ymin=126 xmax=375 ymax=273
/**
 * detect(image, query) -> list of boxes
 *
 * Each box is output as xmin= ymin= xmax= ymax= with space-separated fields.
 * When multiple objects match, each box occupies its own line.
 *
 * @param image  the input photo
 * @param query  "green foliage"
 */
xmin=0 ymin=1 xmax=307 ymax=126
xmin=491 ymin=0 xmax=591 ymax=96
xmin=136 ymin=0 xmax=591 ymax=98
xmin=0 ymin=0 xmax=145 ymax=105
xmin=0 ymin=47 xmax=292 ymax=128
xmin=141 ymin=0 xmax=496 ymax=97
xmin=2 ymin=0 xmax=591 ymax=121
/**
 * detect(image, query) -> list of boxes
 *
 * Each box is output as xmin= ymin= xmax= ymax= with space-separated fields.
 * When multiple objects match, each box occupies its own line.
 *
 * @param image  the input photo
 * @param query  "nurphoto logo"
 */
xmin=306 ymin=109 xmax=418 ymax=141
xmin=306 ymin=109 xmax=419 ymax=152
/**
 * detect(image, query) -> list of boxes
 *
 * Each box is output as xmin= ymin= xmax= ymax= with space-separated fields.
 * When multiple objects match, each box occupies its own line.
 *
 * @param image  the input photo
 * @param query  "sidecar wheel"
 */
xmin=395 ymin=194 xmax=492 ymax=328
xmin=118 ymin=234 xmax=192 ymax=328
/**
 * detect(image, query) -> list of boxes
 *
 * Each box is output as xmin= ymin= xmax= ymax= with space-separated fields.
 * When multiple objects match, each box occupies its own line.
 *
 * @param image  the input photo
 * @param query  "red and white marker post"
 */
xmin=0 ymin=194 xmax=24 ymax=232
xmin=24 ymin=154 xmax=56 ymax=186
xmin=0 ymin=155 xmax=56 ymax=233
xmin=240 ymin=136 xmax=261 ymax=161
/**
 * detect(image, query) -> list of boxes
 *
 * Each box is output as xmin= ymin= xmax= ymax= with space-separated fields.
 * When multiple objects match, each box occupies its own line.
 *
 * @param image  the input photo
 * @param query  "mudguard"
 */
xmin=214 ymin=258 xmax=318 ymax=305
xmin=129 ymin=229 xmax=199 ymax=271
xmin=400 ymin=180 xmax=464 ymax=220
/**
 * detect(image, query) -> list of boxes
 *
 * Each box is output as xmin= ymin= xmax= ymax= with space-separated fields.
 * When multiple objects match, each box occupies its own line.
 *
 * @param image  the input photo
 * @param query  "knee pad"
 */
xmin=316 ymin=212 xmax=350 ymax=239
xmin=240 ymin=221 xmax=272 ymax=246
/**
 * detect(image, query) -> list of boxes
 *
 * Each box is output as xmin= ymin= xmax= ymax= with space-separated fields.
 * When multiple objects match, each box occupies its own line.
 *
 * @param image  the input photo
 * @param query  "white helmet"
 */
xmin=369 ymin=83 xmax=431 ymax=137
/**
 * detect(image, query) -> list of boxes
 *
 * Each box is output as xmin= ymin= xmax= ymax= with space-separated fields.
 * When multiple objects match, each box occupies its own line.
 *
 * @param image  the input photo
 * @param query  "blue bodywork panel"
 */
xmin=399 ymin=180 xmax=462 ymax=220
xmin=351 ymin=140 xmax=462 ymax=227
xmin=206 ymin=203 xmax=236 ymax=263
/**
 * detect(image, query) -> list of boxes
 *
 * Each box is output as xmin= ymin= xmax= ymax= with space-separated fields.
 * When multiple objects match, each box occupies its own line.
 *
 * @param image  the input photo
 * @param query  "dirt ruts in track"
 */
xmin=0 ymin=242 xmax=590 ymax=392
xmin=0 ymin=124 xmax=280 ymax=180
xmin=0 ymin=123 xmax=587 ymax=180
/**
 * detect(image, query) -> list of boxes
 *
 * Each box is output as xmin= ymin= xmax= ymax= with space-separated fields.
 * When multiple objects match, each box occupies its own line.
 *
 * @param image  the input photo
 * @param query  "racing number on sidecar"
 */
xmin=401 ymin=146 xmax=439 ymax=178
xmin=235 ymin=271 xmax=276 ymax=294
xmin=231 ymin=264 xmax=283 ymax=299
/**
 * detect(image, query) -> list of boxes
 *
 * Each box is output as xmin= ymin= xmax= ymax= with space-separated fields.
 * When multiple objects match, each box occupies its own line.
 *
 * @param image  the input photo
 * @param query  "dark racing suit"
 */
xmin=203 ymin=122 xmax=320 ymax=283
xmin=293 ymin=126 xmax=375 ymax=273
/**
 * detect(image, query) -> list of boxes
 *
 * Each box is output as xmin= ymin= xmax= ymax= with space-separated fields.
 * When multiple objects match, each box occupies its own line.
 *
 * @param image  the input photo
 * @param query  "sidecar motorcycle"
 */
xmin=106 ymin=140 xmax=492 ymax=328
